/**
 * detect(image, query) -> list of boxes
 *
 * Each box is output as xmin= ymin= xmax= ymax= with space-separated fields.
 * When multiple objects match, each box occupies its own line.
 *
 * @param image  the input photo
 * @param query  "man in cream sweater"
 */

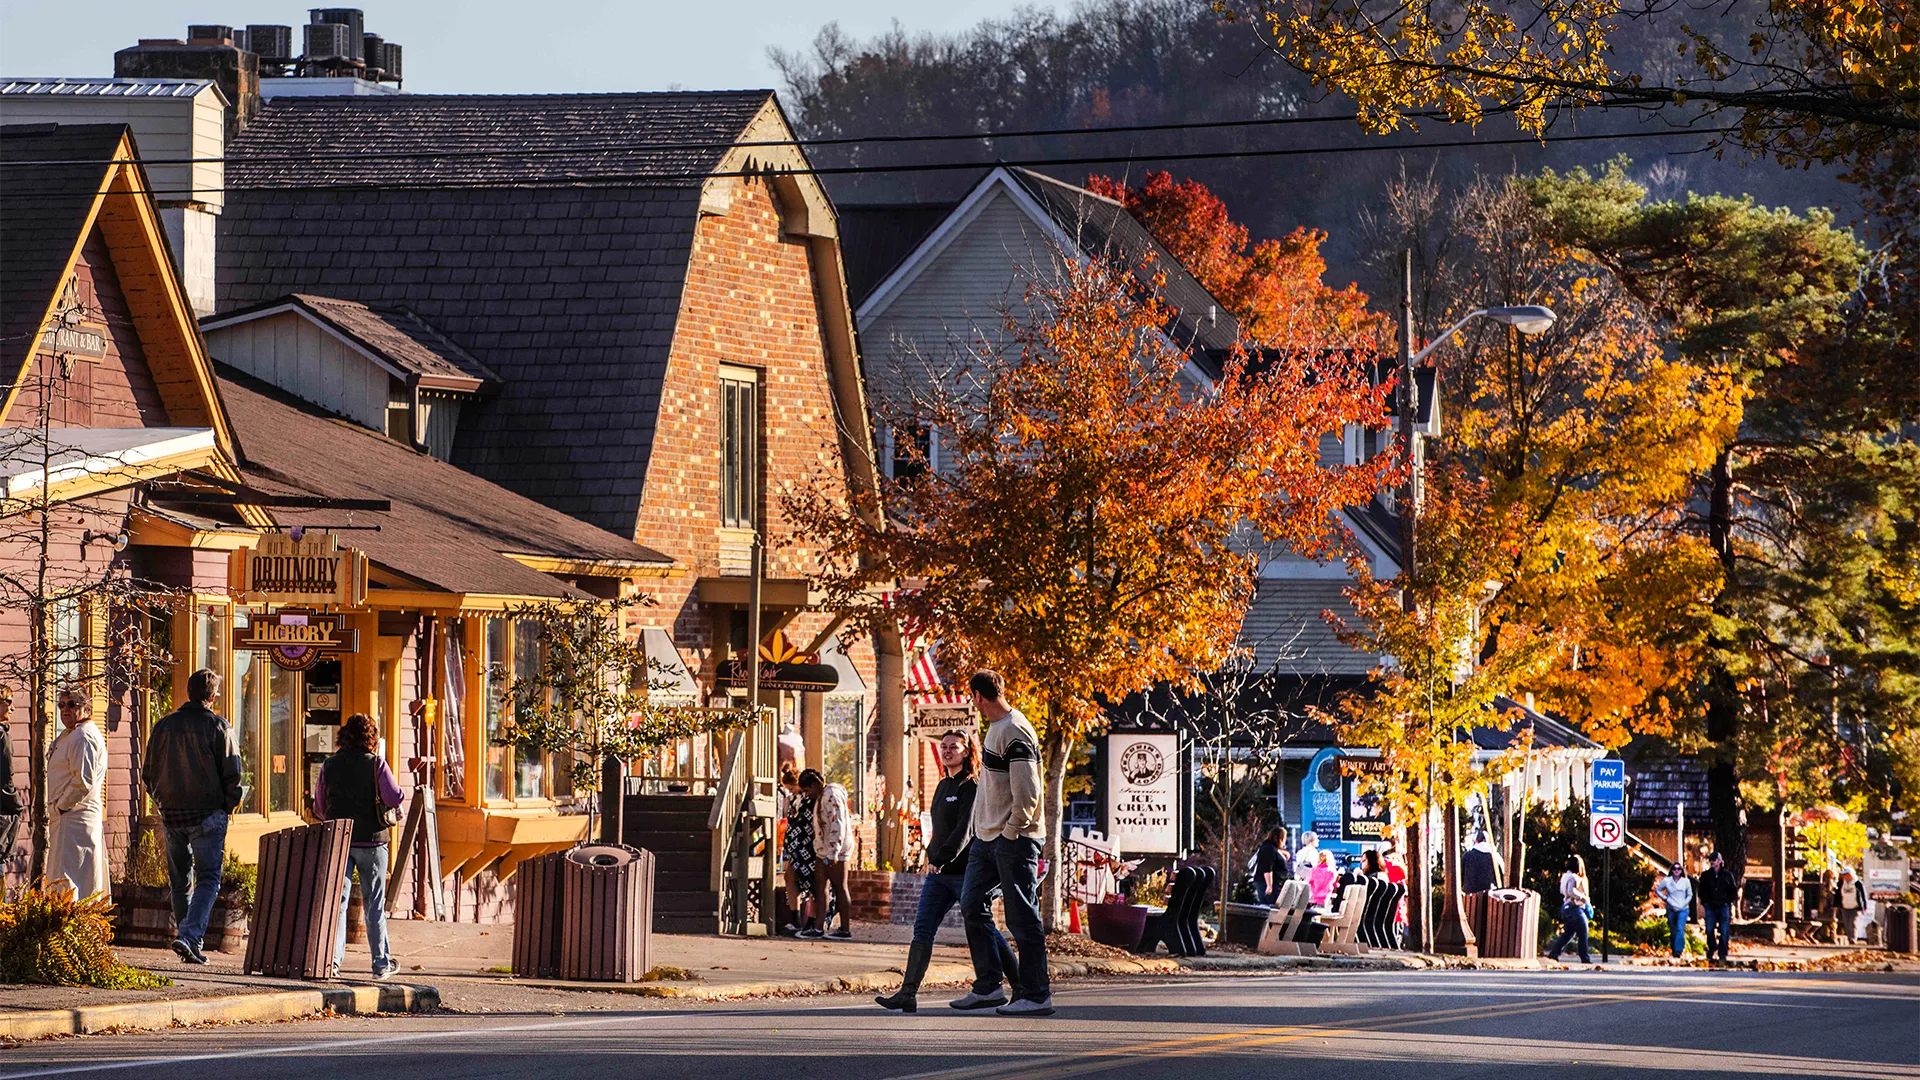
xmin=952 ymin=670 xmax=1053 ymax=1017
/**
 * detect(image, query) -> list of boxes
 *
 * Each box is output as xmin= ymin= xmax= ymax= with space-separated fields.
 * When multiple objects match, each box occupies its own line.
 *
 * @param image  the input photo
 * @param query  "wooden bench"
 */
xmin=1312 ymin=884 xmax=1369 ymax=955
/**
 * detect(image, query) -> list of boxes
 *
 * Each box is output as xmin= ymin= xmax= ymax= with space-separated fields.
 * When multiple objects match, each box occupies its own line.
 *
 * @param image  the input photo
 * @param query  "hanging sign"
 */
xmin=233 ymin=611 xmax=359 ymax=670
xmin=241 ymin=532 xmax=366 ymax=606
xmin=715 ymin=629 xmax=839 ymax=692
xmin=1341 ymin=757 xmax=1394 ymax=842
xmin=1106 ymin=732 xmax=1180 ymax=855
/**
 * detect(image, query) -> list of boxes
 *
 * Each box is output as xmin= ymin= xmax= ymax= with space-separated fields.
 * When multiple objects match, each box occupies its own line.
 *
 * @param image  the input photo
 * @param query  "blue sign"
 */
xmin=1590 ymin=759 xmax=1626 ymax=814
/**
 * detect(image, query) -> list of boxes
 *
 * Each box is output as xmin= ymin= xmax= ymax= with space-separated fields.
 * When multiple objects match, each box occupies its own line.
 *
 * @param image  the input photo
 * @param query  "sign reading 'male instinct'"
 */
xmin=242 ymin=533 xmax=366 ymax=606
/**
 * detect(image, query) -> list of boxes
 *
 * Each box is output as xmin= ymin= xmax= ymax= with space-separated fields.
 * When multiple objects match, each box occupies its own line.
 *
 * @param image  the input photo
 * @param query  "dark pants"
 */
xmin=962 ymin=836 xmax=1049 ymax=1001
xmin=164 ymin=811 xmax=228 ymax=947
xmin=1703 ymin=903 xmax=1732 ymax=961
xmin=1545 ymin=902 xmax=1591 ymax=963
xmin=915 ymin=870 xmax=1021 ymax=987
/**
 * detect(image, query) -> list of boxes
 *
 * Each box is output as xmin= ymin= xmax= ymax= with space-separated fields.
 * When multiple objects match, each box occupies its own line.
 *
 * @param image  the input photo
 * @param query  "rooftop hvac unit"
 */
xmin=378 ymin=42 xmax=402 ymax=80
xmin=309 ymin=8 xmax=364 ymax=61
xmin=361 ymin=33 xmax=384 ymax=74
xmin=302 ymin=21 xmax=354 ymax=62
xmin=245 ymin=24 xmax=294 ymax=60
xmin=187 ymin=24 xmax=233 ymax=43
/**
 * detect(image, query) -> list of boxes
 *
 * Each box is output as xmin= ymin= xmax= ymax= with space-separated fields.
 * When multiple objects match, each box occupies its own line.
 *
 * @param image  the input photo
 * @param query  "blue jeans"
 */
xmin=164 ymin=812 xmax=228 ymax=947
xmin=961 ymin=836 xmax=1049 ymax=1001
xmin=1666 ymin=906 xmax=1689 ymax=957
xmin=916 ymin=869 xmax=1020 ymax=988
xmin=1703 ymin=903 xmax=1732 ymax=961
xmin=332 ymin=845 xmax=393 ymax=976
xmin=1546 ymin=902 xmax=1591 ymax=962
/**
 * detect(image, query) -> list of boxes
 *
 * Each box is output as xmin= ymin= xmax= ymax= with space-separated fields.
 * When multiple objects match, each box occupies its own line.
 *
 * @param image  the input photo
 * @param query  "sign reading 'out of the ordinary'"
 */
xmin=241 ymin=532 xmax=366 ymax=606
xmin=1107 ymin=732 xmax=1179 ymax=855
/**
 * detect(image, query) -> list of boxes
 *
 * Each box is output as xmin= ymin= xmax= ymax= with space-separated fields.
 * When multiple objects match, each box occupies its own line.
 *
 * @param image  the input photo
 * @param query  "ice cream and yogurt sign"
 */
xmin=1107 ymin=733 xmax=1180 ymax=854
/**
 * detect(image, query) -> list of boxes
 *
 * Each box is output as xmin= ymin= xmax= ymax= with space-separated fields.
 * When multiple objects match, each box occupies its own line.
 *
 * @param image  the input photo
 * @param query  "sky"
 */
xmin=0 ymin=0 xmax=1027 ymax=93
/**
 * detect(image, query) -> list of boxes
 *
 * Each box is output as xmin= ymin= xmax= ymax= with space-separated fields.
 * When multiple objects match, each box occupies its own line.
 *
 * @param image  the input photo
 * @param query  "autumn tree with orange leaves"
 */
xmin=1086 ymin=171 xmax=1388 ymax=353
xmin=792 ymin=249 xmax=1391 ymax=926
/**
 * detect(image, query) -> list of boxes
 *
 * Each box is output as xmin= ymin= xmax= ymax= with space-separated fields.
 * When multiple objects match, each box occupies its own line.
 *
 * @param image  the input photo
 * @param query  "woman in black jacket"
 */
xmin=875 ymin=730 xmax=1020 ymax=1013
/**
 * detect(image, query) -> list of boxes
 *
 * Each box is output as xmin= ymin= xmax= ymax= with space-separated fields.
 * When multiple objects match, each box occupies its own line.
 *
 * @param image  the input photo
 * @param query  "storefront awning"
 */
xmin=820 ymin=635 xmax=866 ymax=698
xmin=642 ymin=628 xmax=700 ymax=703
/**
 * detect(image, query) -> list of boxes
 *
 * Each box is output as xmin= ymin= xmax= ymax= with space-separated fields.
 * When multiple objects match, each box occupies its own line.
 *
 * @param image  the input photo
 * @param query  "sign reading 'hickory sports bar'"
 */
xmin=240 ymin=532 xmax=366 ymax=606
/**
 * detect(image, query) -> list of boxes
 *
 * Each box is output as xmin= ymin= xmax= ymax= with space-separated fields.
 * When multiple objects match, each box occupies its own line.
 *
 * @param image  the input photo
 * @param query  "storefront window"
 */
xmin=485 ymin=618 xmax=511 ymax=801
xmin=51 ymin=597 xmax=83 ymax=689
xmin=512 ymin=621 xmax=544 ymax=799
xmin=268 ymin=665 xmax=298 ymax=813
xmin=233 ymin=614 xmax=261 ymax=815
xmin=824 ymin=697 xmax=864 ymax=809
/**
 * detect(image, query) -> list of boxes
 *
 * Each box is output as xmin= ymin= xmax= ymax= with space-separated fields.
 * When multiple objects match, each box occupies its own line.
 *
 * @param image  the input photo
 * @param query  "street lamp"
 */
xmin=1393 ymin=250 xmax=1558 ymax=955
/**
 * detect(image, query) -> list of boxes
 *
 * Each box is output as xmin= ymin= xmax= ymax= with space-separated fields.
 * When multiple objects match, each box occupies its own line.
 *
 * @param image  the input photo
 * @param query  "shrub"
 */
xmin=1521 ymin=802 xmax=1658 ymax=950
xmin=123 ymin=828 xmax=168 ymax=890
xmin=0 ymin=885 xmax=170 ymax=989
xmin=221 ymin=851 xmax=258 ymax=909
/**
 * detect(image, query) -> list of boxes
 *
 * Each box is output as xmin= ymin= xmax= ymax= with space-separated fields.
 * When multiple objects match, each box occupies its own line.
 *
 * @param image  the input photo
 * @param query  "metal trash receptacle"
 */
xmin=244 ymin=819 xmax=353 ymax=979
xmin=511 ymin=849 xmax=570 ymax=978
xmin=1481 ymin=888 xmax=1542 ymax=959
xmin=560 ymin=843 xmax=654 ymax=982
xmin=1887 ymin=904 xmax=1917 ymax=954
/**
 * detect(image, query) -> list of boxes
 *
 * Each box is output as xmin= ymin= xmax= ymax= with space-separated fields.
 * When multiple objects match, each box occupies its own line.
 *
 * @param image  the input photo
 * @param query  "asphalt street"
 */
xmin=2 ymin=969 xmax=1915 ymax=1079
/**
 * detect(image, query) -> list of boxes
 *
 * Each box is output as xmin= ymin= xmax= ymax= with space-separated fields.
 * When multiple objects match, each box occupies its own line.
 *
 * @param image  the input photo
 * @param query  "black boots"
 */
xmin=875 ymin=941 xmax=934 ymax=1013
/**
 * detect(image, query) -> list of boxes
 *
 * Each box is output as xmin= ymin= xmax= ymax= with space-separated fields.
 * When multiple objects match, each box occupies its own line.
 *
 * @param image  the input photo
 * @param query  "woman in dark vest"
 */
xmin=874 ymin=729 xmax=1020 ymax=1013
xmin=315 ymin=712 xmax=405 ymax=979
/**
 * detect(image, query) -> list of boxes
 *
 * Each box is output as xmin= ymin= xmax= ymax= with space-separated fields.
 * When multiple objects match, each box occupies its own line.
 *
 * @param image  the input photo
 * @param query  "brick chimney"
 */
xmin=114 ymin=38 xmax=260 ymax=141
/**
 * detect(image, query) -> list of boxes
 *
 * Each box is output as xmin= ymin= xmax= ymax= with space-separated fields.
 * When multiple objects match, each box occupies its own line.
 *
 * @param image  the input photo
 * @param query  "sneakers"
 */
xmin=372 ymin=964 xmax=398 ymax=981
xmin=796 ymin=926 xmax=825 ymax=938
xmin=996 ymin=995 xmax=1055 ymax=1018
xmin=949 ymin=989 xmax=1008 ymax=1010
xmin=827 ymin=925 xmax=852 ymax=940
xmin=171 ymin=938 xmax=209 ymax=965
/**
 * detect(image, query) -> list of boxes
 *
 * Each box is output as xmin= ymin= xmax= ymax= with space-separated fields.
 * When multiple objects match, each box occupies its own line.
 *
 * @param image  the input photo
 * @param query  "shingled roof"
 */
xmin=218 ymin=91 xmax=780 ymax=534
xmin=1008 ymin=168 xmax=1242 ymax=362
xmin=0 ymin=124 xmax=129 ymax=374
xmin=216 ymin=365 xmax=673 ymax=599
xmin=207 ymin=293 xmax=496 ymax=390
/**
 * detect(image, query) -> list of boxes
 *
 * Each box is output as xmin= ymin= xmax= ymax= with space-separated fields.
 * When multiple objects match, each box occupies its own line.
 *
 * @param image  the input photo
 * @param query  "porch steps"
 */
xmin=622 ymin=793 xmax=719 ymax=935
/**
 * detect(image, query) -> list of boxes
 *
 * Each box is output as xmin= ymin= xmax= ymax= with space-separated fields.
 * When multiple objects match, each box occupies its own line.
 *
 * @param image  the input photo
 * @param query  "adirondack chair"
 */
xmin=1257 ymin=879 xmax=1314 ymax=956
xmin=1312 ymin=884 xmax=1369 ymax=955
xmin=1138 ymin=864 xmax=1213 ymax=956
xmin=1360 ymin=877 xmax=1407 ymax=949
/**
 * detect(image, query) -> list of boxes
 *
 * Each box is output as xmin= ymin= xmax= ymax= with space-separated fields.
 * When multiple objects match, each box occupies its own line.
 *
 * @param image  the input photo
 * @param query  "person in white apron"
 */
xmin=49 ymin=689 xmax=108 ymax=899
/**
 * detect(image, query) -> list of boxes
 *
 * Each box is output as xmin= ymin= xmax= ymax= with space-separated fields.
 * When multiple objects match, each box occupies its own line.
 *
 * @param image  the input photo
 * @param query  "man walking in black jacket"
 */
xmin=1697 ymin=851 xmax=1740 ymax=963
xmin=141 ymin=669 xmax=243 ymax=965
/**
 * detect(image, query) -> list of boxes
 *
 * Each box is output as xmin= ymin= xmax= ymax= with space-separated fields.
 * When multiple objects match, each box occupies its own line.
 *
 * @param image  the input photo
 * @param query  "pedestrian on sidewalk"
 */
xmin=1836 ymin=867 xmax=1866 ymax=943
xmin=315 ymin=713 xmax=404 ymax=980
xmin=1250 ymin=827 xmax=1291 ymax=905
xmin=141 ymin=669 xmax=243 ymax=966
xmin=1545 ymin=853 xmax=1593 ymax=964
xmin=798 ymin=768 xmax=854 ymax=939
xmin=1697 ymin=851 xmax=1738 ymax=963
xmin=48 ymin=688 xmax=107 ymax=900
xmin=1654 ymin=861 xmax=1695 ymax=958
xmin=955 ymin=670 xmax=1053 ymax=1018
xmin=875 ymin=729 xmax=1020 ymax=1013
xmin=778 ymin=762 xmax=817 ymax=935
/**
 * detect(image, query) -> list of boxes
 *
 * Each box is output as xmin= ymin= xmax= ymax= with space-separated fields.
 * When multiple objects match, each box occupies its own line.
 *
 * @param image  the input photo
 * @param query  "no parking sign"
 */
xmin=1590 ymin=811 xmax=1626 ymax=849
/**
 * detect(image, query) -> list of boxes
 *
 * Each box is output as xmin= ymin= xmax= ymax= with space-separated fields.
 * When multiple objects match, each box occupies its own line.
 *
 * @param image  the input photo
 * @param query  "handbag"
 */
xmin=382 ymin=800 xmax=407 ymax=828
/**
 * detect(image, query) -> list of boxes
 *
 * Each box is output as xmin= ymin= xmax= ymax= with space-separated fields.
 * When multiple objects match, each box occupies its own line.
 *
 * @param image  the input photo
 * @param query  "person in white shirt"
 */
xmin=1545 ymin=853 xmax=1592 ymax=963
xmin=48 ymin=689 xmax=108 ymax=899
xmin=1653 ymin=861 xmax=1696 ymax=957
xmin=798 ymin=768 xmax=854 ymax=939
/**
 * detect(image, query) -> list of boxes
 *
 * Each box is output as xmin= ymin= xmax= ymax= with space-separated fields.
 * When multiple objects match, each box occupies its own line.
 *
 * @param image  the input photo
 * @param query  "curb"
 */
xmin=0 ymin=983 xmax=439 ymax=1042
xmin=507 ymin=956 xmax=1183 ymax=1002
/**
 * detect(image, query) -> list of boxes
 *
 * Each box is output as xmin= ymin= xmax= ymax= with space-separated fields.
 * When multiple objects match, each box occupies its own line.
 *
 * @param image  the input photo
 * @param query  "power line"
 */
xmin=0 ymin=98 xmax=1681 ymax=170
xmin=0 ymin=124 xmax=1736 ymax=203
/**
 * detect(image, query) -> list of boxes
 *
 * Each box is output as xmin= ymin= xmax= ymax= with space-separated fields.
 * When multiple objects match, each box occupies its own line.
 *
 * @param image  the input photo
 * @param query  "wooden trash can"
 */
xmin=1886 ymin=904 xmax=1917 ymax=954
xmin=1462 ymin=890 xmax=1491 ymax=946
xmin=560 ymin=844 xmax=654 ymax=983
xmin=244 ymin=819 xmax=353 ymax=978
xmin=511 ymin=849 xmax=569 ymax=978
xmin=1480 ymin=888 xmax=1541 ymax=960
